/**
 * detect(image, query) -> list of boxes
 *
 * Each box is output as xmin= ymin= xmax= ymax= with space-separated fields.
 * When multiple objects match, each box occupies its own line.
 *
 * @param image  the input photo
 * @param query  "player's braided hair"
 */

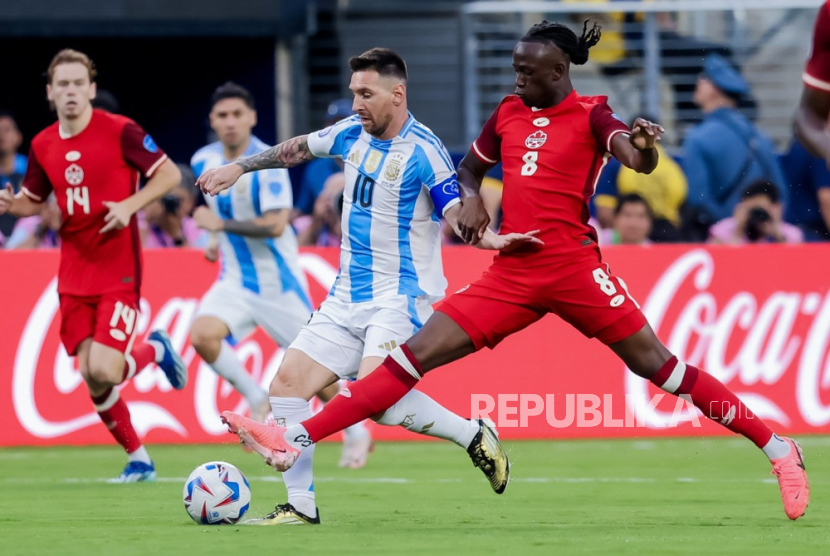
xmin=521 ymin=20 xmax=602 ymax=65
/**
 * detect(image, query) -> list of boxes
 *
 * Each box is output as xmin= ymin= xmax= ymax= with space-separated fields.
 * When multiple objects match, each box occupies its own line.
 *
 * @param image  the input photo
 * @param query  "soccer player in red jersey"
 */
xmin=221 ymin=22 xmax=810 ymax=519
xmin=795 ymin=0 xmax=830 ymax=162
xmin=0 ymin=50 xmax=187 ymax=482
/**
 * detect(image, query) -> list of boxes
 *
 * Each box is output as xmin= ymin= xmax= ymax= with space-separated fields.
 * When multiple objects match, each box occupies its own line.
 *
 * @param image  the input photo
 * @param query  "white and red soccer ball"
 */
xmin=183 ymin=461 xmax=251 ymax=524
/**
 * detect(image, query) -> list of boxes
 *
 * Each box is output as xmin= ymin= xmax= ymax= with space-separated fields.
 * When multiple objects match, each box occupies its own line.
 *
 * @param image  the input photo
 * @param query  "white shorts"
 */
xmin=195 ymin=281 xmax=312 ymax=346
xmin=289 ymin=294 xmax=433 ymax=379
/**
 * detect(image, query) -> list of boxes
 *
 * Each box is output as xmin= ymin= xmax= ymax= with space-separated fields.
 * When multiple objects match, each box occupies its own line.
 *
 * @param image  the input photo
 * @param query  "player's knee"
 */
xmin=189 ymin=323 xmax=221 ymax=360
xmin=87 ymin=360 xmax=119 ymax=385
xmin=270 ymin=364 xmax=307 ymax=398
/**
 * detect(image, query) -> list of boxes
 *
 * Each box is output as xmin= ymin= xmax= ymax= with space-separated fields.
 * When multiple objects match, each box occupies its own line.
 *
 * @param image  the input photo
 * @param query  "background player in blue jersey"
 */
xmin=199 ymin=49 xmax=540 ymax=525
xmin=190 ymin=83 xmax=372 ymax=461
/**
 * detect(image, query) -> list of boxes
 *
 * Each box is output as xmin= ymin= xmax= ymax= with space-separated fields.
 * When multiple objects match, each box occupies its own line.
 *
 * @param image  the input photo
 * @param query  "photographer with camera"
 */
xmin=709 ymin=180 xmax=803 ymax=244
xmin=141 ymin=163 xmax=204 ymax=248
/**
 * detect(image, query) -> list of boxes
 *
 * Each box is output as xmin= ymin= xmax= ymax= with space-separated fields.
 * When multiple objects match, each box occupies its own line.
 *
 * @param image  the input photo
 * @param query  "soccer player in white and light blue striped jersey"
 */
xmin=199 ymin=50 xmax=540 ymax=525
xmin=189 ymin=83 xmax=312 ymax=423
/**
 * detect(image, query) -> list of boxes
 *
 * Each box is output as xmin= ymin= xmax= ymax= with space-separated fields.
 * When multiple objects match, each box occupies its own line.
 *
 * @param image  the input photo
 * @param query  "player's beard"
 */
xmin=364 ymin=112 xmax=393 ymax=138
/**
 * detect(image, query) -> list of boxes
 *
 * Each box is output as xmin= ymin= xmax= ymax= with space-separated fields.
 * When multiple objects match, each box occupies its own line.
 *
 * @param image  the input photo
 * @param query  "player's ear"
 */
xmin=551 ymin=62 xmax=566 ymax=81
xmin=392 ymin=83 xmax=406 ymax=106
xmin=250 ymin=109 xmax=258 ymax=127
xmin=89 ymin=81 xmax=97 ymax=101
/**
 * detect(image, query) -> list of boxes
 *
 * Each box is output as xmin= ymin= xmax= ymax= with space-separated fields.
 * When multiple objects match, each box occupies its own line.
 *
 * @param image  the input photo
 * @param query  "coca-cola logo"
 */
xmin=12 ymin=253 xmax=339 ymax=440
xmin=625 ymin=249 xmax=830 ymax=429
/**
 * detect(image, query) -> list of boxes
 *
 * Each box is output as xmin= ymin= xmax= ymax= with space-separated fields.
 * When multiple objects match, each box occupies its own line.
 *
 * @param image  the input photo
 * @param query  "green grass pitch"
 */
xmin=1 ymin=437 xmax=827 ymax=555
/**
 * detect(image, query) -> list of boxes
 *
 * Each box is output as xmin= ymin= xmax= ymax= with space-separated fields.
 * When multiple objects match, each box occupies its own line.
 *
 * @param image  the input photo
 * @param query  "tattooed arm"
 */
xmin=197 ymin=135 xmax=316 ymax=196
xmin=236 ymin=135 xmax=314 ymax=172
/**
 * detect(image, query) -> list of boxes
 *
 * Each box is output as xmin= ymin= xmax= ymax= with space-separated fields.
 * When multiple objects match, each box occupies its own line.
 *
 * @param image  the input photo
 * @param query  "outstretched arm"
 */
xmin=0 ymin=184 xmax=42 ymax=217
xmin=794 ymin=87 xmax=830 ymax=162
xmin=444 ymin=203 xmax=542 ymax=251
xmin=198 ymin=135 xmax=316 ymax=196
xmin=610 ymin=118 xmax=662 ymax=174
xmin=456 ymin=150 xmax=493 ymax=244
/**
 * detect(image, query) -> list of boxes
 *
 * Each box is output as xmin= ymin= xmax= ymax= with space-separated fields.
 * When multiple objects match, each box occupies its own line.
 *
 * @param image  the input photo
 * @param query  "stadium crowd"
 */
xmin=1 ymin=51 xmax=828 ymax=251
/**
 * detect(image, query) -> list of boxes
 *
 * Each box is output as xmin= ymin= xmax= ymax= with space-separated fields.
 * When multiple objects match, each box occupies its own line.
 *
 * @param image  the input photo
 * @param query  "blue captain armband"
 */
xmin=430 ymin=177 xmax=460 ymax=216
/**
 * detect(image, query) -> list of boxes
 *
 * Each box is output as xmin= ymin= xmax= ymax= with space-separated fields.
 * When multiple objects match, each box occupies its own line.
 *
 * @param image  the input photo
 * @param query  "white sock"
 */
xmin=285 ymin=424 xmax=312 ymax=451
xmin=762 ymin=434 xmax=791 ymax=460
xmin=128 ymin=445 xmax=152 ymax=465
xmin=147 ymin=340 xmax=164 ymax=362
xmin=271 ymin=397 xmax=317 ymax=518
xmin=210 ymin=341 xmax=268 ymax=408
xmin=343 ymin=421 xmax=371 ymax=442
xmin=374 ymin=390 xmax=479 ymax=448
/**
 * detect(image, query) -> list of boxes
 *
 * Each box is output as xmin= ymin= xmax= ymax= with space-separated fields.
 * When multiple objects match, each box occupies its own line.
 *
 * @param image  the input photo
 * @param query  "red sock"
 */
xmin=92 ymin=388 xmax=142 ymax=454
xmin=121 ymin=343 xmax=156 ymax=383
xmin=650 ymin=356 xmax=773 ymax=448
xmin=303 ymin=345 xmax=421 ymax=442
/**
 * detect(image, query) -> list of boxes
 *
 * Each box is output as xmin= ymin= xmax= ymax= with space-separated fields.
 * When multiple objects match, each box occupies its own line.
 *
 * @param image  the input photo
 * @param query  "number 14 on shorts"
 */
xmin=592 ymin=267 xmax=640 ymax=309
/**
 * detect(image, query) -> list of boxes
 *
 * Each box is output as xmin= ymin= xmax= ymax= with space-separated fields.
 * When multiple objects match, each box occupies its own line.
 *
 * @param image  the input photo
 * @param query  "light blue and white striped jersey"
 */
xmin=307 ymin=113 xmax=460 ymax=304
xmin=191 ymin=136 xmax=311 ymax=309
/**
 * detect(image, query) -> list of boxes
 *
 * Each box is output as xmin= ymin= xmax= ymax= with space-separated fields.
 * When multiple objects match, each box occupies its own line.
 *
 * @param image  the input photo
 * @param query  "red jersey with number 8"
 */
xmin=472 ymin=92 xmax=629 ymax=267
xmin=22 ymin=109 xmax=168 ymax=301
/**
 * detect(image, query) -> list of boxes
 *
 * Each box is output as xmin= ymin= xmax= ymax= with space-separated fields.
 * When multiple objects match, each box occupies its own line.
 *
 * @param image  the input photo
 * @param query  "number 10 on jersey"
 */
xmin=353 ymin=175 xmax=375 ymax=208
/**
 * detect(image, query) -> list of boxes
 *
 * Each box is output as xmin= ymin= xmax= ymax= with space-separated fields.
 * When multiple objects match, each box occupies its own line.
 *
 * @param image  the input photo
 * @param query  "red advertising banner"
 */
xmin=2 ymin=244 xmax=830 ymax=446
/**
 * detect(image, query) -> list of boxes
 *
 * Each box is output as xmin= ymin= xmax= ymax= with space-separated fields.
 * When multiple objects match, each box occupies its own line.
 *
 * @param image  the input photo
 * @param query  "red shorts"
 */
xmin=437 ymin=253 xmax=647 ymax=351
xmin=59 ymin=292 xmax=140 ymax=356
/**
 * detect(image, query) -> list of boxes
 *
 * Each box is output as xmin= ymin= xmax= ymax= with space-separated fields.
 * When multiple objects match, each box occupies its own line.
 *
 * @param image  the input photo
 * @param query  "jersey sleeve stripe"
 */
xmin=803 ymin=72 xmax=830 ymax=92
xmin=605 ymin=129 xmax=629 ymax=153
xmin=144 ymin=153 xmax=169 ymax=178
xmin=472 ymin=141 xmax=497 ymax=164
xmin=21 ymin=186 xmax=43 ymax=202
xmin=410 ymin=127 xmax=454 ymax=170
xmin=441 ymin=196 xmax=461 ymax=216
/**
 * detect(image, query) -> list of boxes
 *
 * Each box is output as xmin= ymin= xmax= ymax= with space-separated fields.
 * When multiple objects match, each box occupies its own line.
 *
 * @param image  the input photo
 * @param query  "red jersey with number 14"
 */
xmin=472 ymin=92 xmax=629 ymax=267
xmin=22 ymin=109 xmax=168 ymax=301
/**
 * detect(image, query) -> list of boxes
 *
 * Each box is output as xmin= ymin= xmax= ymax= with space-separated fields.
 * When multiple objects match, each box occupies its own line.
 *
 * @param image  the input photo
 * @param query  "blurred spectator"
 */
xmin=598 ymin=193 xmax=653 ymax=246
xmin=0 ymin=111 xmax=27 ymax=238
xmin=92 ymin=89 xmax=121 ymax=114
xmin=293 ymin=99 xmax=352 ymax=217
xmin=709 ymin=180 xmax=802 ymax=245
xmin=141 ymin=164 xmax=206 ymax=248
xmin=682 ymin=54 xmax=787 ymax=232
xmin=443 ymin=176 xmax=503 ymax=245
xmin=594 ymin=115 xmax=685 ymax=242
xmin=6 ymin=194 xmax=61 ymax=249
xmin=294 ymin=172 xmax=344 ymax=247
xmin=782 ymin=137 xmax=830 ymax=242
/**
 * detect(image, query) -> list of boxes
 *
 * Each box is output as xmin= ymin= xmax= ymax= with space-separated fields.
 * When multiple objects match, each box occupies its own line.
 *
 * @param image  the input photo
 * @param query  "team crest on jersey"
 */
xmin=525 ymin=130 xmax=547 ymax=149
xmin=65 ymin=163 xmax=84 ymax=186
xmin=383 ymin=153 xmax=406 ymax=182
xmin=364 ymin=149 xmax=383 ymax=174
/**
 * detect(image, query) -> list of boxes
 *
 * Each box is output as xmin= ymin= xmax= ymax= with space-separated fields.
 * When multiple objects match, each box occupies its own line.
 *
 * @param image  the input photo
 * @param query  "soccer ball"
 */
xmin=183 ymin=461 xmax=251 ymax=525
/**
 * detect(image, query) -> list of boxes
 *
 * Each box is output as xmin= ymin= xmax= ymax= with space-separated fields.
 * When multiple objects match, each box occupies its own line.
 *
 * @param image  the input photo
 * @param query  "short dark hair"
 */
xmin=741 ymin=180 xmax=780 ymax=203
xmin=348 ymin=48 xmax=407 ymax=81
xmin=521 ymin=20 xmax=602 ymax=66
xmin=211 ymin=81 xmax=255 ymax=110
xmin=615 ymin=193 xmax=653 ymax=217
